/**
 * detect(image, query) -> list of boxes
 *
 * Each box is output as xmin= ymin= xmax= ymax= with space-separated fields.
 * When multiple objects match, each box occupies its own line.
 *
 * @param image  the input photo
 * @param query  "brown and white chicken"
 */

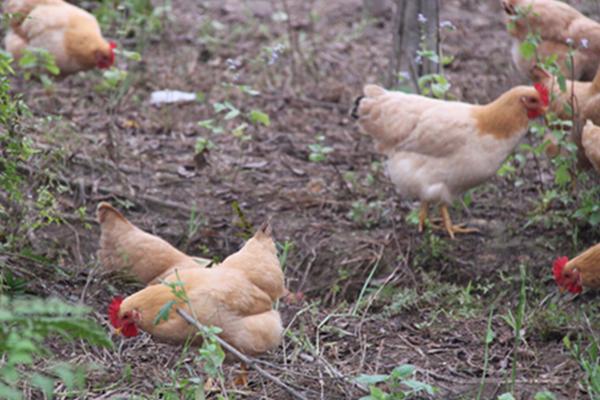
xmin=353 ymin=84 xmax=549 ymax=238
xmin=4 ymin=0 xmax=116 ymax=75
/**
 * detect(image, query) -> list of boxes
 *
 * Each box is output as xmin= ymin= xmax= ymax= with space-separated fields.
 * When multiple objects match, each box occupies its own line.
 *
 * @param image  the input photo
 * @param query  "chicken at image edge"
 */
xmin=553 ymin=241 xmax=600 ymax=294
xmin=4 ymin=0 xmax=116 ymax=75
xmin=501 ymin=0 xmax=600 ymax=81
xmin=353 ymin=83 xmax=549 ymax=239
xmin=97 ymin=203 xmax=286 ymax=356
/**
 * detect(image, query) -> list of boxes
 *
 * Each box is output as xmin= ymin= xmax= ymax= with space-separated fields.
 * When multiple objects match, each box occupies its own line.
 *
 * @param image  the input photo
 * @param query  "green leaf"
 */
xmin=153 ymin=300 xmax=177 ymax=325
xmin=392 ymin=364 xmax=415 ymax=379
xmin=248 ymin=109 xmax=270 ymax=126
xmin=534 ymin=391 xmax=556 ymax=400
xmin=403 ymin=379 xmax=436 ymax=395
xmin=0 ymin=382 xmax=22 ymax=400
xmin=31 ymin=373 xmax=55 ymax=399
xmin=498 ymin=393 xmax=516 ymax=400
xmin=354 ymin=374 xmax=389 ymax=385
xmin=519 ymin=41 xmax=536 ymax=60
xmin=554 ymin=164 xmax=571 ymax=186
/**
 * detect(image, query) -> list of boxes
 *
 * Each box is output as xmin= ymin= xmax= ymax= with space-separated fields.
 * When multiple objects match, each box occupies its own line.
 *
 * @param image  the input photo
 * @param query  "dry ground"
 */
xmin=6 ymin=0 xmax=600 ymax=399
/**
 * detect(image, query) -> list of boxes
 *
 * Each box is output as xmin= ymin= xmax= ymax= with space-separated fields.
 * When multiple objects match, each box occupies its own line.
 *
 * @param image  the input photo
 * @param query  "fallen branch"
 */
xmin=176 ymin=309 xmax=308 ymax=400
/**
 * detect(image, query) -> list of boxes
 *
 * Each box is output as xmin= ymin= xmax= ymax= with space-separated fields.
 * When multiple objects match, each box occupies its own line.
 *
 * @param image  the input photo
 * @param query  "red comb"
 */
xmin=108 ymin=297 xmax=123 ymax=328
xmin=552 ymin=256 xmax=568 ymax=283
xmin=534 ymin=83 xmax=549 ymax=107
xmin=109 ymin=41 xmax=117 ymax=50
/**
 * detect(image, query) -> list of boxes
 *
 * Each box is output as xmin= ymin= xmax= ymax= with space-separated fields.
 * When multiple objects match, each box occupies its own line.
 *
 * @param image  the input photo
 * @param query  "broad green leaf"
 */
xmin=392 ymin=364 xmax=415 ymax=379
xmin=248 ymin=110 xmax=270 ymax=126
xmin=354 ymin=374 xmax=389 ymax=385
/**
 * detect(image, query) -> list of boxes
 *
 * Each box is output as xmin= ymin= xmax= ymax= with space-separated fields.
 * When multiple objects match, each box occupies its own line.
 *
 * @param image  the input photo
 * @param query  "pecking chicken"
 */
xmin=97 ymin=202 xmax=205 ymax=285
xmin=501 ymin=0 xmax=600 ymax=81
xmin=553 ymin=242 xmax=600 ymax=293
xmin=353 ymin=83 xmax=549 ymax=239
xmin=101 ymin=203 xmax=285 ymax=356
xmin=4 ymin=0 xmax=116 ymax=75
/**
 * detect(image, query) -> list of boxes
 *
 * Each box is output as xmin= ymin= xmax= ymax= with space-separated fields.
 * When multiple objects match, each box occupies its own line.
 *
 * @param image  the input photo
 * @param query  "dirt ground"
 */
xmin=8 ymin=0 xmax=600 ymax=399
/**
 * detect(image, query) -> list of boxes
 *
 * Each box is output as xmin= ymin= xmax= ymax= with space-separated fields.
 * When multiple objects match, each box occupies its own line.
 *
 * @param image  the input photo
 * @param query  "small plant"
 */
xmin=153 ymin=273 xmax=226 ymax=397
xmin=15 ymin=48 xmax=59 ymax=89
xmin=564 ymin=331 xmax=600 ymax=398
xmin=308 ymin=135 xmax=333 ymax=162
xmin=347 ymin=199 xmax=383 ymax=228
xmin=0 ymin=296 xmax=111 ymax=399
xmin=355 ymin=364 xmax=437 ymax=400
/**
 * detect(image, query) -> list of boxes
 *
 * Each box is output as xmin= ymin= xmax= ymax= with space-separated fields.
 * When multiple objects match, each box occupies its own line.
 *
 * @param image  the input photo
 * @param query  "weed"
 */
xmin=308 ymin=135 xmax=333 ymax=162
xmin=355 ymin=364 xmax=437 ymax=399
xmin=0 ymin=296 xmax=111 ymax=399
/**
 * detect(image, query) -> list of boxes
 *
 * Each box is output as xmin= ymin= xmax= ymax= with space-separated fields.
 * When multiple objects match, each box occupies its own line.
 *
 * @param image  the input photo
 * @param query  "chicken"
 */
xmin=102 ymin=203 xmax=285 ymax=356
xmin=353 ymin=83 xmax=549 ymax=239
xmin=4 ymin=0 xmax=116 ymax=75
xmin=581 ymin=119 xmax=600 ymax=172
xmin=531 ymin=66 xmax=600 ymax=169
xmin=501 ymin=0 xmax=600 ymax=81
xmin=97 ymin=202 xmax=206 ymax=285
xmin=553 ymin=243 xmax=600 ymax=293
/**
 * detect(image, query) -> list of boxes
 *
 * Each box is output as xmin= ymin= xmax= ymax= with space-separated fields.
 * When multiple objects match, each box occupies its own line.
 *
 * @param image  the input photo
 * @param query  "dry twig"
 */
xmin=176 ymin=309 xmax=308 ymax=400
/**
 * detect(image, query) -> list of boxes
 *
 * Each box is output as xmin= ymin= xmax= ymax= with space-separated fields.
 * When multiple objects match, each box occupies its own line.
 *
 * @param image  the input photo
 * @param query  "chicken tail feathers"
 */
xmin=257 ymin=218 xmax=273 ymax=236
xmin=97 ymin=202 xmax=129 ymax=225
xmin=350 ymin=95 xmax=364 ymax=119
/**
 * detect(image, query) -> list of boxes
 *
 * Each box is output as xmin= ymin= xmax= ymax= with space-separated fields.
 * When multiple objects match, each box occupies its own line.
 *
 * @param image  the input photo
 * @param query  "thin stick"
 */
xmin=176 ymin=309 xmax=308 ymax=400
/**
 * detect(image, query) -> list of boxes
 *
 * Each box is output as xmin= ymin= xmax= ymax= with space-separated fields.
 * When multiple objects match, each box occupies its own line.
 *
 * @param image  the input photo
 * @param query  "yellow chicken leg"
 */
xmin=418 ymin=202 xmax=429 ymax=233
xmin=440 ymin=205 xmax=479 ymax=239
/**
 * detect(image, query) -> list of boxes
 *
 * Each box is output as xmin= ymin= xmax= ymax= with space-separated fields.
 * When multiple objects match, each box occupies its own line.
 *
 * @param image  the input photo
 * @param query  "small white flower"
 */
xmin=440 ymin=20 xmax=455 ymax=30
xmin=566 ymin=37 xmax=574 ymax=46
xmin=417 ymin=13 xmax=427 ymax=24
xmin=414 ymin=54 xmax=423 ymax=65
xmin=581 ymin=38 xmax=589 ymax=49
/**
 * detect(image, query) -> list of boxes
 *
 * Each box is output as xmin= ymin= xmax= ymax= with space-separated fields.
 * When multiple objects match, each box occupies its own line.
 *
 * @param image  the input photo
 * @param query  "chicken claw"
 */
xmin=440 ymin=205 xmax=479 ymax=240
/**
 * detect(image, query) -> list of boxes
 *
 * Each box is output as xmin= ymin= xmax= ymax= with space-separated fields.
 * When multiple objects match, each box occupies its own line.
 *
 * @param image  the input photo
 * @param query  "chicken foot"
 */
xmin=440 ymin=205 xmax=479 ymax=239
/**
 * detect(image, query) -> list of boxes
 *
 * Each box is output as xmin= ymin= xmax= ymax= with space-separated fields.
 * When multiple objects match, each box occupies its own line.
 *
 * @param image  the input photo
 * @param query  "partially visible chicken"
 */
xmin=531 ymin=66 xmax=600 ymax=168
xmin=530 ymin=65 xmax=600 ymax=119
xmin=97 ymin=202 xmax=205 ymax=285
xmin=107 ymin=220 xmax=285 ymax=356
xmin=4 ymin=0 xmax=116 ymax=75
xmin=353 ymin=83 xmax=549 ymax=238
xmin=581 ymin=119 xmax=600 ymax=172
xmin=553 ymin=243 xmax=600 ymax=293
xmin=501 ymin=0 xmax=600 ymax=80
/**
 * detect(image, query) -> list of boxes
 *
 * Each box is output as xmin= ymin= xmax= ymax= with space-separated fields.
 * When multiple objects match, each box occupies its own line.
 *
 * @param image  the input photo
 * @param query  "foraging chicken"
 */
xmin=102 ymin=203 xmax=285 ymax=356
xmin=581 ymin=119 xmax=600 ymax=173
xmin=501 ymin=0 xmax=600 ymax=80
xmin=97 ymin=202 xmax=204 ymax=285
xmin=553 ymin=242 xmax=600 ymax=293
xmin=4 ymin=0 xmax=116 ymax=75
xmin=353 ymin=83 xmax=548 ymax=239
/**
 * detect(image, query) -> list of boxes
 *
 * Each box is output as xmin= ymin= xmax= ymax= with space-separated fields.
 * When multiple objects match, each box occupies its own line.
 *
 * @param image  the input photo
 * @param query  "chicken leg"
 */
xmin=418 ymin=201 xmax=429 ymax=233
xmin=440 ymin=205 xmax=479 ymax=239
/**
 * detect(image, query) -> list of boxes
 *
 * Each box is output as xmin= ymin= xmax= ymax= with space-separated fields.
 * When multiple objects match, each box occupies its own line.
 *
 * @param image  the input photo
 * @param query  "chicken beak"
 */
xmin=114 ymin=327 xmax=122 ymax=336
xmin=559 ymin=286 xmax=565 ymax=294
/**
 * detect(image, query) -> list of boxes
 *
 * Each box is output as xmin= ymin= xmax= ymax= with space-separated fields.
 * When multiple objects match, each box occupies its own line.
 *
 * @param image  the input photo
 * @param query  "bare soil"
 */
xmin=7 ymin=0 xmax=600 ymax=399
